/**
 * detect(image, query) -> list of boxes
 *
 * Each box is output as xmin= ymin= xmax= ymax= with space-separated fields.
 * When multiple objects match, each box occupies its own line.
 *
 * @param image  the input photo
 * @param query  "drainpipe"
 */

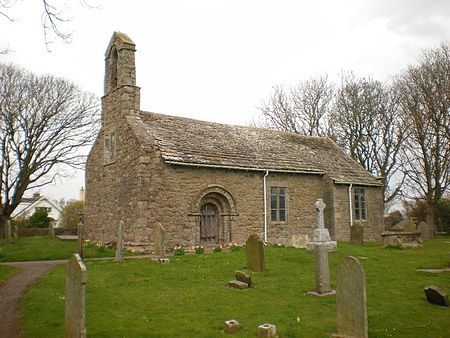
xmin=263 ymin=170 xmax=269 ymax=242
xmin=348 ymin=184 xmax=353 ymax=226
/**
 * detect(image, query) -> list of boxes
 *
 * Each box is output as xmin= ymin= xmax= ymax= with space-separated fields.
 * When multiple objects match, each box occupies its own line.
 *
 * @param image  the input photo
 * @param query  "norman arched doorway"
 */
xmin=190 ymin=185 xmax=238 ymax=246
xmin=200 ymin=203 xmax=219 ymax=244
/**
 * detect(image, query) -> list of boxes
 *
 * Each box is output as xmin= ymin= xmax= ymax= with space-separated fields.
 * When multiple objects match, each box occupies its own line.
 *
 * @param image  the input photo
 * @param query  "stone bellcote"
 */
xmin=104 ymin=32 xmax=137 ymax=95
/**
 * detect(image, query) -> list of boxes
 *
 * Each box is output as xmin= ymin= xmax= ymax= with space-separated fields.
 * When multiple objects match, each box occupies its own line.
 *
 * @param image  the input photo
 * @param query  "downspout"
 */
xmin=263 ymin=170 xmax=269 ymax=242
xmin=348 ymin=184 xmax=353 ymax=226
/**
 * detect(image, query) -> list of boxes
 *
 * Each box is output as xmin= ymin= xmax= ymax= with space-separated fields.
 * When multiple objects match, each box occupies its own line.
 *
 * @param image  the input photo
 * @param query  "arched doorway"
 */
xmin=200 ymin=203 xmax=219 ymax=244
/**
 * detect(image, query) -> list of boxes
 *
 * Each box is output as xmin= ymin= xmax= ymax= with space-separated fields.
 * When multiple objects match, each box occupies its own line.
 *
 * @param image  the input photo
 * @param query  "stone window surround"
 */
xmin=103 ymin=130 xmax=117 ymax=165
xmin=267 ymin=182 xmax=288 ymax=224
xmin=354 ymin=187 xmax=367 ymax=221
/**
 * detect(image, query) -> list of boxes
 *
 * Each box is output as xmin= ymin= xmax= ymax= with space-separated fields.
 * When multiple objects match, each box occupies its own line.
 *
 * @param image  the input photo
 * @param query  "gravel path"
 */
xmin=0 ymin=260 xmax=67 ymax=338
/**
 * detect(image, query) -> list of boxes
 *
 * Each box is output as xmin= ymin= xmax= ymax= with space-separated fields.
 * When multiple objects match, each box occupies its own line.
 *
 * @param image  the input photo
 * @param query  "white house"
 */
xmin=12 ymin=193 xmax=63 ymax=227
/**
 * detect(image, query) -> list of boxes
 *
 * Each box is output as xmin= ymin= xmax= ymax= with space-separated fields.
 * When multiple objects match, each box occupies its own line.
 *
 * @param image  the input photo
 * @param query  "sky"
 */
xmin=1 ymin=0 xmax=450 ymax=203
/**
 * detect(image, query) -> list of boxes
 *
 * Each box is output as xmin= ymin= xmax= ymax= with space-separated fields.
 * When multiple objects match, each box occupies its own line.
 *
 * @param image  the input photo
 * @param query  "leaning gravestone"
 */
xmin=246 ymin=234 xmax=265 ymax=272
xmin=49 ymin=222 xmax=55 ymax=238
xmin=424 ymin=285 xmax=449 ymax=307
xmin=5 ymin=219 xmax=12 ymax=244
xmin=65 ymin=254 xmax=87 ymax=338
xmin=77 ymin=222 xmax=84 ymax=259
xmin=114 ymin=220 xmax=124 ymax=262
xmin=351 ymin=220 xmax=364 ymax=246
xmin=154 ymin=224 xmax=165 ymax=257
xmin=336 ymin=256 xmax=368 ymax=338
xmin=418 ymin=221 xmax=430 ymax=241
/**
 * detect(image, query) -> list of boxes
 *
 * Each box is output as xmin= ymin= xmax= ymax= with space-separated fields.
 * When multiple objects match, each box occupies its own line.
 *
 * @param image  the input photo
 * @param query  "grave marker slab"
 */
xmin=154 ymin=224 xmax=165 ymax=257
xmin=336 ymin=256 xmax=368 ymax=338
xmin=65 ymin=254 xmax=87 ymax=338
xmin=424 ymin=285 xmax=449 ymax=307
xmin=114 ymin=220 xmax=124 ymax=262
xmin=351 ymin=221 xmax=364 ymax=245
xmin=246 ymin=234 xmax=265 ymax=272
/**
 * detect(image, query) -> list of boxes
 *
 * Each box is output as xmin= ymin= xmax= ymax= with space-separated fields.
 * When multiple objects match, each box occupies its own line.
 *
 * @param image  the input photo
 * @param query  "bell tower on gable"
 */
xmin=103 ymin=32 xmax=140 ymax=123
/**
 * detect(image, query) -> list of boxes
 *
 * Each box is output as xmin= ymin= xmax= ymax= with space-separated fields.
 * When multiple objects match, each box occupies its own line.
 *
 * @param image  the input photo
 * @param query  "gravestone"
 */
xmin=12 ymin=221 xmax=18 ymax=238
xmin=351 ymin=220 xmax=364 ymax=245
xmin=424 ymin=285 xmax=449 ymax=307
xmin=336 ymin=256 xmax=368 ymax=338
xmin=49 ymin=222 xmax=55 ymax=238
xmin=5 ymin=220 xmax=11 ymax=244
xmin=114 ymin=220 xmax=124 ymax=262
xmin=235 ymin=270 xmax=252 ymax=287
xmin=257 ymin=323 xmax=277 ymax=337
xmin=306 ymin=199 xmax=337 ymax=252
xmin=292 ymin=234 xmax=309 ymax=248
xmin=77 ymin=222 xmax=84 ymax=259
xmin=65 ymin=254 xmax=87 ymax=338
xmin=308 ymin=244 xmax=335 ymax=296
xmin=246 ymin=234 xmax=265 ymax=272
xmin=223 ymin=320 xmax=241 ymax=334
xmin=228 ymin=280 xmax=249 ymax=289
xmin=154 ymin=224 xmax=165 ymax=257
xmin=418 ymin=221 xmax=430 ymax=241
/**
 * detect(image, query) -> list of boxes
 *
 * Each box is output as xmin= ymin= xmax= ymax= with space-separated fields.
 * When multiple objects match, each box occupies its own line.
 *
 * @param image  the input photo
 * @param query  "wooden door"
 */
xmin=200 ymin=203 xmax=219 ymax=244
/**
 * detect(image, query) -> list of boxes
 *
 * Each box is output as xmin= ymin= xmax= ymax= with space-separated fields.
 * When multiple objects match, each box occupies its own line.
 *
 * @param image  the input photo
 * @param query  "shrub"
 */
xmin=27 ymin=208 xmax=52 ymax=228
xmin=213 ymin=245 xmax=222 ymax=253
xmin=60 ymin=200 xmax=84 ymax=229
xmin=173 ymin=245 xmax=185 ymax=256
xmin=194 ymin=246 xmax=204 ymax=254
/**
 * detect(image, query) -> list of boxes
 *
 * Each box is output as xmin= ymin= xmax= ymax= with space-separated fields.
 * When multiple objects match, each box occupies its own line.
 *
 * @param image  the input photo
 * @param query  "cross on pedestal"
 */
xmin=315 ymin=198 xmax=326 ymax=230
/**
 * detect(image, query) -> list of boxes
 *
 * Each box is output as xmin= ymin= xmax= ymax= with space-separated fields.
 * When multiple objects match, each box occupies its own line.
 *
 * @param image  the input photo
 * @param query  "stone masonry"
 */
xmin=84 ymin=32 xmax=385 ymax=252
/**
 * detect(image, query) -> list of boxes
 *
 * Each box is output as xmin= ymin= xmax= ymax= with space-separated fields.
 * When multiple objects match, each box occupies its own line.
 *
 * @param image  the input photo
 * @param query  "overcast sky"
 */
xmin=2 ymin=0 xmax=449 ymax=202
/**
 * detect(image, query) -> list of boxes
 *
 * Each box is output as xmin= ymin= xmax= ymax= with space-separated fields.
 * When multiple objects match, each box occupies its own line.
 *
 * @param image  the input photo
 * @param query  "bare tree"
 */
xmin=397 ymin=43 xmax=450 ymax=226
xmin=256 ymin=75 xmax=333 ymax=136
xmin=0 ymin=63 xmax=99 ymax=238
xmin=0 ymin=0 xmax=96 ymax=51
xmin=330 ymin=73 xmax=405 ymax=205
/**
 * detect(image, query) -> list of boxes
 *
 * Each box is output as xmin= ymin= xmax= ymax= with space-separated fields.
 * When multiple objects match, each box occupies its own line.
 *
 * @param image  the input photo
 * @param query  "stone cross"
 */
xmin=246 ymin=234 xmax=265 ymax=272
xmin=5 ymin=219 xmax=12 ymax=244
xmin=65 ymin=254 xmax=87 ymax=338
xmin=77 ymin=222 xmax=84 ymax=259
xmin=315 ymin=198 xmax=326 ymax=229
xmin=114 ymin=220 xmax=124 ymax=262
xmin=154 ymin=224 xmax=165 ymax=258
xmin=336 ymin=256 xmax=368 ymax=338
xmin=351 ymin=220 xmax=364 ymax=245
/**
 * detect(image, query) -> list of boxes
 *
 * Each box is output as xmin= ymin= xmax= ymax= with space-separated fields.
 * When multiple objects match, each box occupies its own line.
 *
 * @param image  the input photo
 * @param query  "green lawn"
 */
xmin=0 ymin=236 xmax=119 ymax=262
xmin=21 ymin=238 xmax=450 ymax=337
xmin=0 ymin=265 xmax=19 ymax=283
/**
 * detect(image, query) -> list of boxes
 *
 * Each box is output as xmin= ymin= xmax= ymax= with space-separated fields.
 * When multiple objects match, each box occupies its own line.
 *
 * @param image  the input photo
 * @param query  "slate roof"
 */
xmin=129 ymin=111 xmax=383 ymax=186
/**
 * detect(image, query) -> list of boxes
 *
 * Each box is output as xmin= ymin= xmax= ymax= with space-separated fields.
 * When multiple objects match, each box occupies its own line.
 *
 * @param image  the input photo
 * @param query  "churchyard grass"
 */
xmin=21 ymin=237 xmax=449 ymax=337
xmin=0 ymin=236 xmax=119 ymax=262
xmin=0 ymin=265 xmax=18 ymax=283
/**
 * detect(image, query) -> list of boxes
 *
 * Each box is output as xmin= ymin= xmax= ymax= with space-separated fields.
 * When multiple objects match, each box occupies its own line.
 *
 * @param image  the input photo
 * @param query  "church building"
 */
xmin=84 ymin=32 xmax=384 ymax=251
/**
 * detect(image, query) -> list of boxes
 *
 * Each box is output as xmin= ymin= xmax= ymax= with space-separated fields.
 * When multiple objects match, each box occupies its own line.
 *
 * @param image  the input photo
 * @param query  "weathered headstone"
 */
xmin=235 ymin=270 xmax=252 ymax=287
xmin=257 ymin=323 xmax=277 ymax=337
xmin=351 ymin=220 xmax=364 ymax=245
xmin=223 ymin=320 xmax=241 ymax=334
xmin=228 ymin=280 xmax=249 ymax=289
xmin=154 ymin=223 xmax=165 ymax=257
xmin=292 ymin=234 xmax=309 ymax=248
xmin=246 ymin=234 xmax=265 ymax=272
xmin=65 ymin=254 xmax=87 ymax=338
xmin=49 ymin=222 xmax=55 ymax=238
xmin=77 ymin=222 xmax=84 ymax=259
xmin=418 ymin=221 xmax=430 ymax=241
xmin=114 ymin=220 xmax=124 ymax=262
xmin=309 ymin=244 xmax=334 ymax=296
xmin=306 ymin=199 xmax=337 ymax=252
xmin=5 ymin=219 xmax=12 ymax=244
xmin=336 ymin=256 xmax=368 ymax=338
xmin=424 ymin=285 xmax=449 ymax=307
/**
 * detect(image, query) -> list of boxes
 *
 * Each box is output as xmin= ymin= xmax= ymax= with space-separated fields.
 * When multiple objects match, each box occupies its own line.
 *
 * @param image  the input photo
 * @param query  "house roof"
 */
xmin=128 ymin=111 xmax=383 ymax=186
xmin=13 ymin=197 xmax=63 ymax=219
